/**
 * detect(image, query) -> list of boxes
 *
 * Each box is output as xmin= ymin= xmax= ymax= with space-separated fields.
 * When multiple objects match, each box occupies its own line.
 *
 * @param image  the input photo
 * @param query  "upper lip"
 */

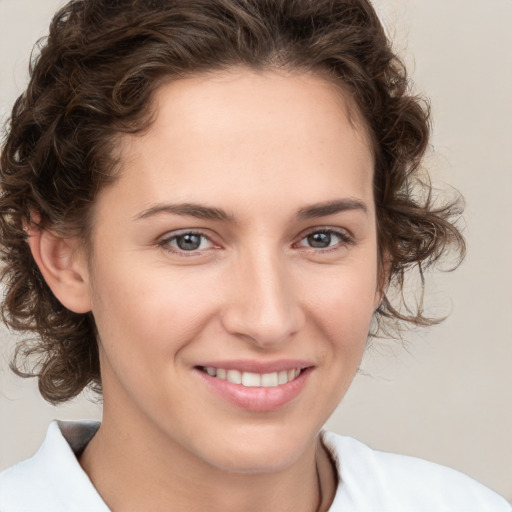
xmin=196 ymin=359 xmax=314 ymax=374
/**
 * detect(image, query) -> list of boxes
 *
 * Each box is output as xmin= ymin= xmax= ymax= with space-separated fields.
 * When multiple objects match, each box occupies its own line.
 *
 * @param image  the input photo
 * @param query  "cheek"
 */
xmin=299 ymin=271 xmax=378 ymax=387
xmin=302 ymin=264 xmax=378 ymax=336
xmin=89 ymin=262 xmax=219 ymax=365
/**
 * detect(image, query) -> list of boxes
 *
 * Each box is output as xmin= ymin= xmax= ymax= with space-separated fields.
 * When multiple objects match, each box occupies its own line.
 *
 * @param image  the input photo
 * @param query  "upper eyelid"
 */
xmin=159 ymin=230 xmax=218 ymax=251
xmin=296 ymin=226 xmax=353 ymax=241
xmin=159 ymin=228 xmax=214 ymax=241
xmin=158 ymin=229 xmax=210 ymax=240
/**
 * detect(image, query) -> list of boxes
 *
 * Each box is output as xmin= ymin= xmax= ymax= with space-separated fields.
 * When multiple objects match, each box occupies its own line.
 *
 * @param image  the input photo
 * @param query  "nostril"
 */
xmin=219 ymin=301 xmax=305 ymax=348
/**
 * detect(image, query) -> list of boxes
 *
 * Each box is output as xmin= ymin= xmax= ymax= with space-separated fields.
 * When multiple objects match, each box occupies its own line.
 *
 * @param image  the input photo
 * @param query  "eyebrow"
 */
xmin=135 ymin=203 xmax=234 ymax=222
xmin=135 ymin=198 xmax=367 ymax=222
xmin=296 ymin=198 xmax=368 ymax=220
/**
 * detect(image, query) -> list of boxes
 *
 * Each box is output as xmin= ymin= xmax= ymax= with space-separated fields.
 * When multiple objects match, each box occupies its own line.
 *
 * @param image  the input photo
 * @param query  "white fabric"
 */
xmin=0 ymin=421 xmax=510 ymax=511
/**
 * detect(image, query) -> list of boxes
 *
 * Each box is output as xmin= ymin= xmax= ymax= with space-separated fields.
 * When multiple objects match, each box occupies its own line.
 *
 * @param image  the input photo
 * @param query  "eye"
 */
xmin=159 ymin=231 xmax=215 ymax=254
xmin=296 ymin=229 xmax=352 ymax=250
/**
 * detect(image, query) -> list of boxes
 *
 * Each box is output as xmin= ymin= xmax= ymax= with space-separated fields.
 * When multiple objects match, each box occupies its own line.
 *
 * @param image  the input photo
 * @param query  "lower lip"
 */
xmin=195 ymin=368 xmax=312 ymax=412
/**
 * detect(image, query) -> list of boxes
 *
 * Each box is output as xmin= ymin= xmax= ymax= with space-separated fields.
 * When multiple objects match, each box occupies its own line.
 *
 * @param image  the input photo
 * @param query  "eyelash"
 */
xmin=158 ymin=230 xmax=216 ymax=256
xmin=295 ymin=228 xmax=354 ymax=252
xmin=158 ymin=228 xmax=353 ymax=256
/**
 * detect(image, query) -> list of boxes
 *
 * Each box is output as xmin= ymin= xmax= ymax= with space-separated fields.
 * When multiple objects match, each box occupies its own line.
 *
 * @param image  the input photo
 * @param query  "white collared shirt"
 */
xmin=0 ymin=421 xmax=510 ymax=511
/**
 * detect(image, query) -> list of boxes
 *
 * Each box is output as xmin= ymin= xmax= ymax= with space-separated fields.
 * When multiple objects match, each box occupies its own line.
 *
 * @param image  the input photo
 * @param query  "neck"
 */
xmin=79 ymin=406 xmax=336 ymax=512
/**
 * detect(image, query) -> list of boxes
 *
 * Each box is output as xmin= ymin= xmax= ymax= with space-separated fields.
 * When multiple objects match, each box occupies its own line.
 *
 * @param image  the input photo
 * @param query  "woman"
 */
xmin=0 ymin=0 xmax=509 ymax=510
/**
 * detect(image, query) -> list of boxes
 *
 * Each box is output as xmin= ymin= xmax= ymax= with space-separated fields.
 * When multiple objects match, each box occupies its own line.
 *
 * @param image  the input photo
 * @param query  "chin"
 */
xmin=193 ymin=424 xmax=318 ymax=474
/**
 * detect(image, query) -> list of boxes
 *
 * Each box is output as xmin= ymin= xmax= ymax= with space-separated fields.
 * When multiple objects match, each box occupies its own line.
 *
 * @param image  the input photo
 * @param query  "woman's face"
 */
xmin=83 ymin=69 xmax=380 ymax=472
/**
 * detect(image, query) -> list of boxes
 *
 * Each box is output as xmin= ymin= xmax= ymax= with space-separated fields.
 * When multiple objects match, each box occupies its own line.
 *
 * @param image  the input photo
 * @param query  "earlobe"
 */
xmin=26 ymin=225 xmax=92 ymax=314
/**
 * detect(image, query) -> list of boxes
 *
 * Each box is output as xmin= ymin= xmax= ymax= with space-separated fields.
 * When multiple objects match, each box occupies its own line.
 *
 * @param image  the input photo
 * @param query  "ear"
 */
xmin=26 ymin=225 xmax=92 ymax=314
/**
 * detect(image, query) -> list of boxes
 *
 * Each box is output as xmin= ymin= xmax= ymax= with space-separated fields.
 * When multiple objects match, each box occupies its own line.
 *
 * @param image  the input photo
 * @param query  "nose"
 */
xmin=220 ymin=247 xmax=305 ymax=349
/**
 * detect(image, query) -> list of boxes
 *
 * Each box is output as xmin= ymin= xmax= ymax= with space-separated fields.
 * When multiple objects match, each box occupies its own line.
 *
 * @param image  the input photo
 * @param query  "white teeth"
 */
xmin=242 ymin=372 xmax=261 ymax=387
xmin=226 ymin=369 xmax=242 ymax=384
xmin=261 ymin=372 xmax=278 ymax=387
xmin=204 ymin=367 xmax=303 ymax=387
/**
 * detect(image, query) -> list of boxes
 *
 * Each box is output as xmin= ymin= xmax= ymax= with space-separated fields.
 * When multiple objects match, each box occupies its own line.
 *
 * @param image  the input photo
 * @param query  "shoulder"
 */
xmin=0 ymin=420 xmax=107 ymax=512
xmin=323 ymin=432 xmax=511 ymax=512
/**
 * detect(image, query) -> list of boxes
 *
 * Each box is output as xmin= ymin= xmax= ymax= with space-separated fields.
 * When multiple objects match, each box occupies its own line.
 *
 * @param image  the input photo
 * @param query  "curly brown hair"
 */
xmin=0 ymin=0 xmax=464 ymax=404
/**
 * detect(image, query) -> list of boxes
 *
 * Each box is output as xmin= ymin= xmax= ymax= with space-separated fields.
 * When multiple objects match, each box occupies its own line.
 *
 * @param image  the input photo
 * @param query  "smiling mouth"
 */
xmin=198 ymin=366 xmax=305 ymax=388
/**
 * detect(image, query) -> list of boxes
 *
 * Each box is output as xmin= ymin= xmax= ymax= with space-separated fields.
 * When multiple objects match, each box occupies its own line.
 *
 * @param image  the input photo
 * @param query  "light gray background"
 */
xmin=1 ymin=0 xmax=511 ymax=500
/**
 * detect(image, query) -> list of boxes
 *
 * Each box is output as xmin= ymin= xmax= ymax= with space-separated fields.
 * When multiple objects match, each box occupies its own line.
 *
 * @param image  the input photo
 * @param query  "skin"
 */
xmin=31 ymin=69 xmax=381 ymax=511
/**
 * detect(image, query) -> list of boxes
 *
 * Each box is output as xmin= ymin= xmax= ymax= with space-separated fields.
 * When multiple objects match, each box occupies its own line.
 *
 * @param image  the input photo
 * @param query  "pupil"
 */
xmin=308 ymin=232 xmax=331 ymax=248
xmin=177 ymin=234 xmax=201 ymax=251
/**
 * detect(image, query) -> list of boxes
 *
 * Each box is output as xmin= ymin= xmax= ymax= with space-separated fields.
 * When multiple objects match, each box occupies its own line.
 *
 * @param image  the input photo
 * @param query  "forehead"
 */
xmin=105 ymin=69 xmax=375 ymax=219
